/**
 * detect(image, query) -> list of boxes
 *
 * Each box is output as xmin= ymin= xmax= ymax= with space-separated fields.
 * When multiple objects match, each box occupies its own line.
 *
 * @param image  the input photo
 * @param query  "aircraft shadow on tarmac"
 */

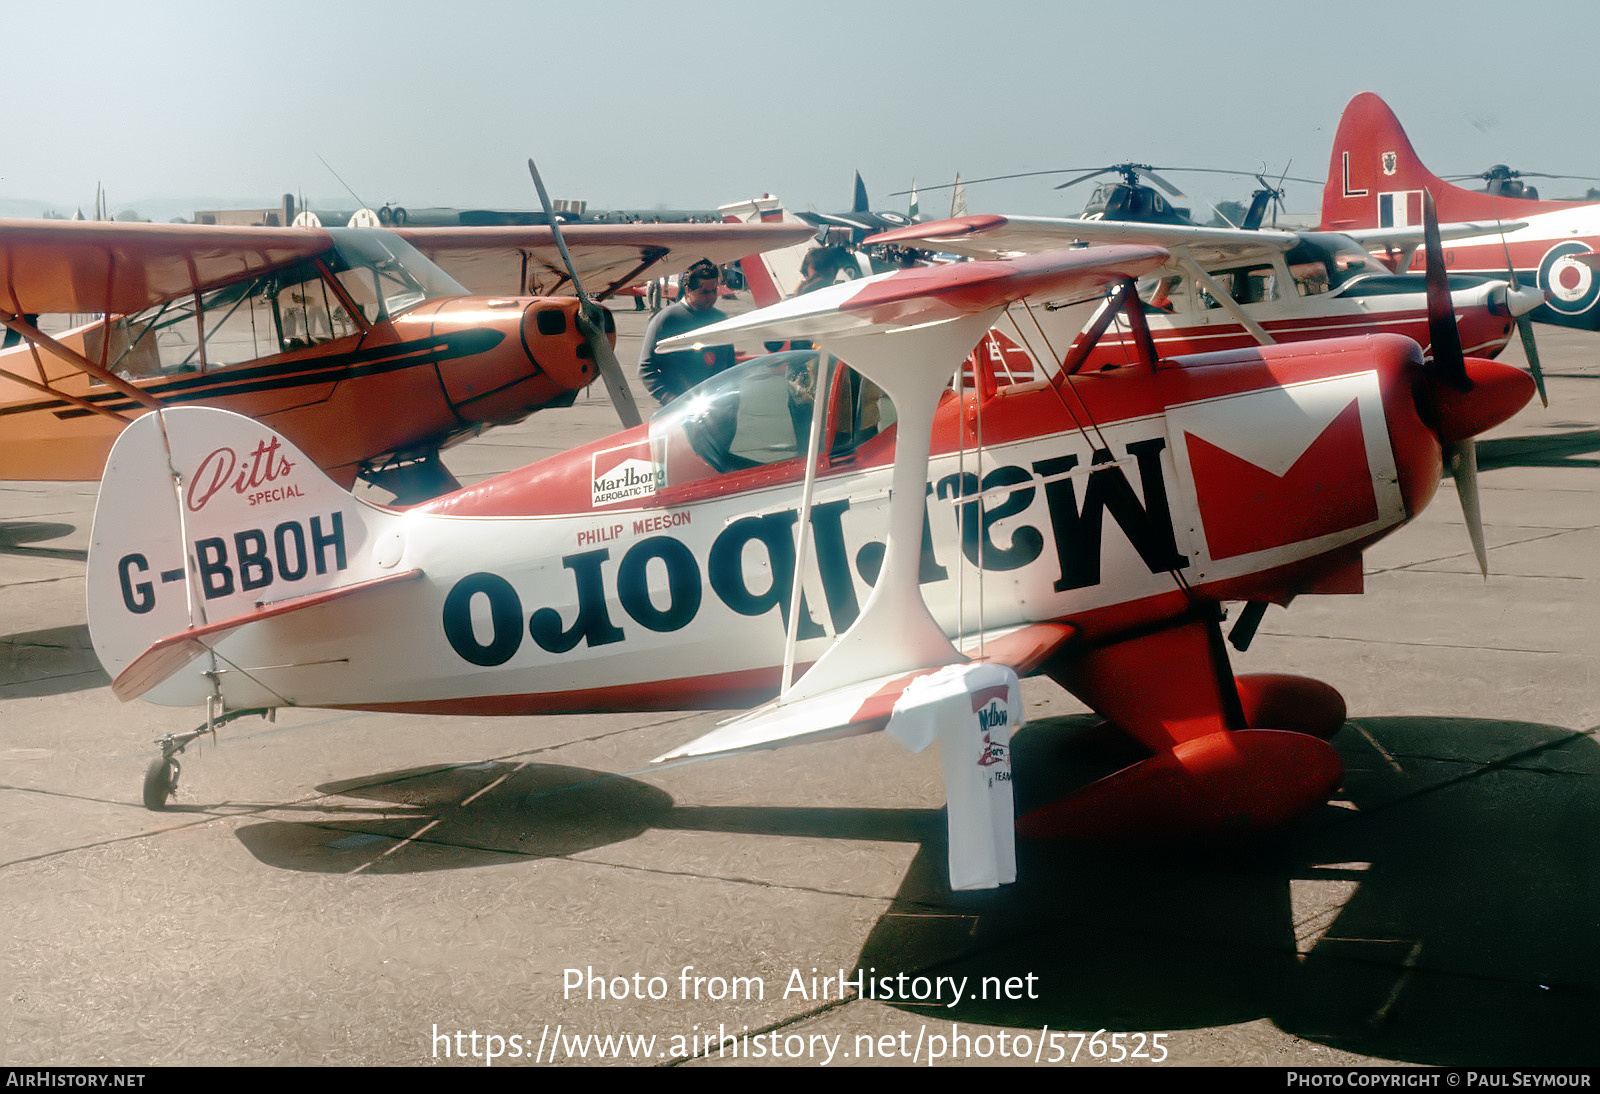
xmin=0 ymin=520 xmax=87 ymax=562
xmin=1476 ymin=427 xmax=1600 ymax=470
xmin=231 ymin=712 xmax=1600 ymax=1066
xmin=0 ymin=623 xmax=109 ymax=697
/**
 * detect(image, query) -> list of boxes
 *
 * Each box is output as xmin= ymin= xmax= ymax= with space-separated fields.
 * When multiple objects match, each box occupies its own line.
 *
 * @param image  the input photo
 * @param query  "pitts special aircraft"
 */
xmin=862 ymin=210 xmax=1544 ymax=396
xmin=1321 ymin=92 xmax=1600 ymax=335
xmin=85 ymin=199 xmax=1533 ymax=883
xmin=0 ymin=216 xmax=811 ymax=498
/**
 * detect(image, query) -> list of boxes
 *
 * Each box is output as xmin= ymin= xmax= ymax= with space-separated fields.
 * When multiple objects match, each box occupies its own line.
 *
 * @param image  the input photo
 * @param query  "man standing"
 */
xmin=638 ymin=260 xmax=735 ymax=404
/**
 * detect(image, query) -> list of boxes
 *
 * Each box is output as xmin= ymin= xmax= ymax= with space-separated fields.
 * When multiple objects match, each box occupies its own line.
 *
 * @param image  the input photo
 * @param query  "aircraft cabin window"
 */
xmin=92 ymin=262 xmax=363 ymax=381
xmin=329 ymin=229 xmax=466 ymax=321
xmin=1290 ymin=261 xmax=1332 ymax=297
xmin=1285 ymin=234 xmax=1391 ymax=292
xmin=1200 ymin=265 xmax=1278 ymax=309
xmin=271 ymin=268 xmax=356 ymax=352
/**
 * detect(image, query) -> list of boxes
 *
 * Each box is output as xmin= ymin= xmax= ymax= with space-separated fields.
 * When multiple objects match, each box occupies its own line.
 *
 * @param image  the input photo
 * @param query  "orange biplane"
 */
xmin=0 ymin=217 xmax=811 ymax=498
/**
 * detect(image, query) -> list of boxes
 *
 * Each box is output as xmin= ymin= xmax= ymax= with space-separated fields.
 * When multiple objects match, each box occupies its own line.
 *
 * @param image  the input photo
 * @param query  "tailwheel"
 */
xmin=138 ymin=708 xmax=274 ymax=811
xmin=143 ymin=754 xmax=179 ymax=811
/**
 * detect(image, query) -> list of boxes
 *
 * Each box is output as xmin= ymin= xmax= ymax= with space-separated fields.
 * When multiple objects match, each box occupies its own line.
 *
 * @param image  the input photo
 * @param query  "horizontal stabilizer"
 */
xmin=110 ymin=569 xmax=423 ymax=701
xmin=653 ymin=622 xmax=1073 ymax=764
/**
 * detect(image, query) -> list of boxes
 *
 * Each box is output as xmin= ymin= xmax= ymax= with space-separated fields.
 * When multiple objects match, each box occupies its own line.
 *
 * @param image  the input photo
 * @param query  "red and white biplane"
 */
xmin=85 ymin=206 xmax=1533 ymax=886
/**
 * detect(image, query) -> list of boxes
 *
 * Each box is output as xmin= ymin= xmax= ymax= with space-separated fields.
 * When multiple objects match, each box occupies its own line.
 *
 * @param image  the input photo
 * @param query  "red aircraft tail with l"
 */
xmin=1320 ymin=92 xmax=1586 ymax=230
xmin=1322 ymin=92 xmax=1600 ymax=334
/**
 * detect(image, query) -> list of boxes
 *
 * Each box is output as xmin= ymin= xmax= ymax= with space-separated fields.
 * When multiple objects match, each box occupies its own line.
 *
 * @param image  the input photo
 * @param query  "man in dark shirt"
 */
xmin=638 ymin=260 xmax=735 ymax=404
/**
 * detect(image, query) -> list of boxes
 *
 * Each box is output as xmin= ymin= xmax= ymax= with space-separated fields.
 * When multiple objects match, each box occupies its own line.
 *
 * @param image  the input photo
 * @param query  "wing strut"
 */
xmin=595 ymin=247 xmax=670 ymax=302
xmin=779 ymin=353 xmax=838 ymax=699
xmin=781 ymin=310 xmax=1000 ymax=704
xmin=1174 ymin=255 xmax=1276 ymax=347
xmin=1061 ymin=279 xmax=1159 ymax=375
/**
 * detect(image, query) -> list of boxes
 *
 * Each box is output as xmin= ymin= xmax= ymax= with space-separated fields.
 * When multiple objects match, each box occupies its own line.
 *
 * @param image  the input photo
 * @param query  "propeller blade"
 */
xmin=1517 ymin=314 xmax=1549 ymax=408
xmin=1492 ymin=196 xmax=1550 ymax=409
xmin=527 ymin=158 xmax=642 ymax=428
xmin=1423 ymin=189 xmax=1471 ymax=392
xmin=1446 ymin=440 xmax=1488 ymax=578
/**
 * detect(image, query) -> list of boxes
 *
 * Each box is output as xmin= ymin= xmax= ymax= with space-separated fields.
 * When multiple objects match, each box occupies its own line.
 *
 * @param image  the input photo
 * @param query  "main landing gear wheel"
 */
xmin=139 ymin=707 xmax=274 ymax=811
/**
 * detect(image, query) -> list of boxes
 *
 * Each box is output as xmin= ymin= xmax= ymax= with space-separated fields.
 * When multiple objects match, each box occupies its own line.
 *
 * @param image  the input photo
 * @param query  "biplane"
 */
xmin=1322 ymin=91 xmax=1600 ymax=338
xmin=0 ymin=217 xmax=811 ymax=497
xmin=85 ymin=198 xmax=1533 ymax=885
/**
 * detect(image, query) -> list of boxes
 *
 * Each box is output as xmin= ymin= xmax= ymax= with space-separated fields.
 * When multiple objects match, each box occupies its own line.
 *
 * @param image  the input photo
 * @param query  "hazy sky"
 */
xmin=4 ymin=0 xmax=1597 ymax=221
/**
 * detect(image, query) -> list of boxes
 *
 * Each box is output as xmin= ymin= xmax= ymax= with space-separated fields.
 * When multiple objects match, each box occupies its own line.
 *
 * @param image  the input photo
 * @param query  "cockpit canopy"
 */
xmin=648 ymin=350 xmax=896 ymax=490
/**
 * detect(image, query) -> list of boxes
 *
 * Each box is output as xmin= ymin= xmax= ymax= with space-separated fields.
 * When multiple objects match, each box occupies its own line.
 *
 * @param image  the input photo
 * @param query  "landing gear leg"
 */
xmin=140 ymin=707 xmax=274 ymax=810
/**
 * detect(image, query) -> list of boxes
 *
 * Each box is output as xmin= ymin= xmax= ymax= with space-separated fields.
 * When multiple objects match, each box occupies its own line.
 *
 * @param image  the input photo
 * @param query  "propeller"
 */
xmin=527 ymin=158 xmax=642 ymax=429
xmin=1488 ymin=197 xmax=1549 ymax=408
xmin=1240 ymin=164 xmax=1294 ymax=230
xmin=1421 ymin=189 xmax=1487 ymax=577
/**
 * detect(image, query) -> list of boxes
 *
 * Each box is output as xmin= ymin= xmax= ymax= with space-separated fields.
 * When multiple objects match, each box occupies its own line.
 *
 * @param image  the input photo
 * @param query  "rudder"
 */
xmin=87 ymin=407 xmax=383 ymax=695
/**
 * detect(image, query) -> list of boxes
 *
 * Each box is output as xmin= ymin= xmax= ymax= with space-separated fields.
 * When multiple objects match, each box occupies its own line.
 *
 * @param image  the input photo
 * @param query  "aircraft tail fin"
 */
xmin=719 ymin=194 xmax=817 ymax=306
xmin=1321 ymin=92 xmax=1557 ymax=231
xmin=87 ymin=407 xmax=401 ymax=704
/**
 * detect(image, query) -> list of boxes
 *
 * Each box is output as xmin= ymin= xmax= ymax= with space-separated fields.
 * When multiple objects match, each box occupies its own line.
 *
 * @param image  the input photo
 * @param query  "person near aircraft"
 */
xmin=1147 ymin=274 xmax=1180 ymax=311
xmin=638 ymin=259 xmax=734 ymax=403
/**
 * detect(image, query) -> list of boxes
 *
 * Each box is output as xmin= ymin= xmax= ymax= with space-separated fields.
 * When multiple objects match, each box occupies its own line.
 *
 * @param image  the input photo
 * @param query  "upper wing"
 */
xmin=866 ymin=213 xmax=1300 ymax=268
xmin=659 ymin=243 xmax=1170 ymax=347
xmin=392 ymin=222 xmax=816 ymax=298
xmin=0 ymin=219 xmax=333 ymax=315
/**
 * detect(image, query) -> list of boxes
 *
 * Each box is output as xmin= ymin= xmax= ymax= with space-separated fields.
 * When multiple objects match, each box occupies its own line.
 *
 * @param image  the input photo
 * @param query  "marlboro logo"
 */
xmin=972 ymin=685 xmax=1012 ymax=768
xmin=976 ymin=728 xmax=1009 ymax=768
xmin=592 ymin=442 xmax=658 ymax=506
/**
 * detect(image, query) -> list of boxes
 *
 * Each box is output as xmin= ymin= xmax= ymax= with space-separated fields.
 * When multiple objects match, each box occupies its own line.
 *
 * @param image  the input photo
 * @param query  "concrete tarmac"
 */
xmin=2 ymin=304 xmax=1596 ymax=1068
